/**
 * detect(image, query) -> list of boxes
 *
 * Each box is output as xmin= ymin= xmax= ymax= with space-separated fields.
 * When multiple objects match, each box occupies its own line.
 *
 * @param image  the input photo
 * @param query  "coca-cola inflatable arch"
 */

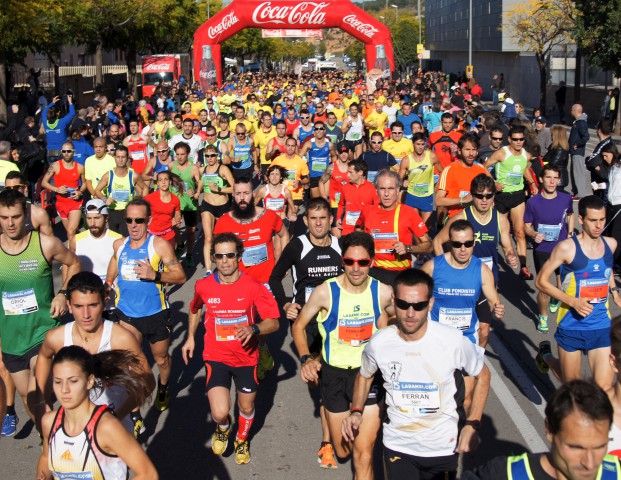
xmin=193 ymin=0 xmax=394 ymax=88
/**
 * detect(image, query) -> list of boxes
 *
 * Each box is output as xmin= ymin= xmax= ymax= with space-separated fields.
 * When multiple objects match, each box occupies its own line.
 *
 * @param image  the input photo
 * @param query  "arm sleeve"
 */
xmin=387 ymin=153 xmax=397 ymax=167
xmin=409 ymin=209 xmax=429 ymax=237
xmin=189 ymin=283 xmax=205 ymax=314
xmin=523 ymin=199 xmax=534 ymax=224
xmin=460 ymin=337 xmax=485 ymax=377
xmin=269 ymin=239 xmax=301 ymax=306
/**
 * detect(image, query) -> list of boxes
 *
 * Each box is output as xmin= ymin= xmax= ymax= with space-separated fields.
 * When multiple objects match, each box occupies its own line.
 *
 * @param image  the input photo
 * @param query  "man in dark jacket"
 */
xmin=586 ymin=119 xmax=613 ymax=203
xmin=568 ymin=104 xmax=590 ymax=199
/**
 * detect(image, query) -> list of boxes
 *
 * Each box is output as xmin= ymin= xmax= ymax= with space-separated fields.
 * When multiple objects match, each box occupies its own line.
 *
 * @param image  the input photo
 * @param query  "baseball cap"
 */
xmin=84 ymin=199 xmax=108 ymax=215
xmin=336 ymin=142 xmax=351 ymax=154
xmin=535 ymin=115 xmax=547 ymax=123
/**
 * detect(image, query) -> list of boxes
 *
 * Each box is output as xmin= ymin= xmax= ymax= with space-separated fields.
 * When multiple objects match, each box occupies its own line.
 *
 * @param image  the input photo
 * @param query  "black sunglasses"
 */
xmin=314 ymin=127 xmax=325 ymax=131
xmin=510 ymin=137 xmax=525 ymax=142
xmin=394 ymin=298 xmax=430 ymax=311
xmin=205 ymin=153 xmax=218 ymax=158
xmin=490 ymin=136 xmax=503 ymax=141
xmin=125 ymin=217 xmax=147 ymax=225
xmin=4 ymin=184 xmax=26 ymax=190
xmin=450 ymin=240 xmax=475 ymax=248
xmin=472 ymin=192 xmax=494 ymax=200
xmin=342 ymin=258 xmax=372 ymax=267
xmin=61 ymin=149 xmax=74 ymax=153
xmin=213 ymin=252 xmax=238 ymax=259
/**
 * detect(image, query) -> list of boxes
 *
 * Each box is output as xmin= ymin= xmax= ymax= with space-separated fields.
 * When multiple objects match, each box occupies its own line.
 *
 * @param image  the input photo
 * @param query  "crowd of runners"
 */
xmin=0 ymin=68 xmax=621 ymax=479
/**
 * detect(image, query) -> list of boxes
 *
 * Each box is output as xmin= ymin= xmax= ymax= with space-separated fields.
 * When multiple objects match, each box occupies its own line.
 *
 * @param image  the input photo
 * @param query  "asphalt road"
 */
xmin=1 ymin=130 xmax=620 ymax=478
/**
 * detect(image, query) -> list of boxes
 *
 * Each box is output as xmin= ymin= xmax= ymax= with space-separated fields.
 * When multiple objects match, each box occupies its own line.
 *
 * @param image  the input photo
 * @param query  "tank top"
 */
xmin=115 ymin=235 xmax=167 ymax=318
xmin=344 ymin=116 xmax=364 ymax=141
xmin=204 ymin=139 xmax=224 ymax=162
xmin=75 ymin=229 xmax=122 ymax=282
xmin=63 ymin=320 xmax=131 ymax=431
xmin=557 ymin=235 xmax=614 ymax=330
xmin=609 ymin=420 xmax=621 ymax=458
xmin=285 ymin=118 xmax=300 ymax=136
xmin=329 ymin=162 xmax=349 ymax=208
xmin=264 ymin=185 xmax=287 ymax=213
xmin=0 ymin=231 xmax=56 ymax=355
xmin=430 ymin=254 xmax=483 ymax=344
xmin=54 ymin=160 xmax=81 ymax=199
xmin=201 ymin=164 xmax=227 ymax=194
xmin=126 ymin=136 xmax=149 ymax=174
xmin=496 ymin=146 xmax=528 ymax=193
xmin=298 ymin=125 xmax=315 ymax=146
xmin=406 ymin=151 xmax=435 ymax=197
xmin=24 ymin=203 xmax=34 ymax=232
xmin=317 ymin=277 xmax=383 ymax=369
xmin=153 ymin=156 xmax=171 ymax=175
xmin=48 ymin=405 xmax=127 ymax=480
xmin=171 ymin=162 xmax=197 ymax=211
xmin=232 ymin=136 xmax=252 ymax=170
xmin=464 ymin=206 xmax=501 ymax=283
xmin=107 ymin=169 xmax=135 ymax=211
xmin=307 ymin=138 xmax=331 ymax=178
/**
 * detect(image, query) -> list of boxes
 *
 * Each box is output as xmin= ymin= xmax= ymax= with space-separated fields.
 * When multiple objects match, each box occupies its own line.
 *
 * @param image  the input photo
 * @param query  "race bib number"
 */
xmin=286 ymin=169 xmax=297 ymax=181
xmin=372 ymin=232 xmax=398 ymax=254
xmin=53 ymin=472 xmax=94 ymax=480
xmin=413 ymin=182 xmax=429 ymax=196
xmin=345 ymin=211 xmax=361 ymax=226
xmin=311 ymin=159 xmax=328 ymax=172
xmin=579 ymin=278 xmax=608 ymax=304
xmin=202 ymin=173 xmax=218 ymax=184
xmin=305 ymin=286 xmax=314 ymax=303
xmin=120 ymin=260 xmax=140 ymax=282
xmin=215 ymin=315 xmax=249 ymax=341
xmin=438 ymin=307 xmax=472 ymax=330
xmin=392 ymin=381 xmax=440 ymax=414
xmin=2 ymin=289 xmax=39 ymax=315
xmin=350 ymin=133 xmax=361 ymax=140
xmin=242 ymin=244 xmax=268 ymax=266
xmin=338 ymin=316 xmax=374 ymax=346
xmin=480 ymin=256 xmax=494 ymax=271
xmin=131 ymin=150 xmax=145 ymax=160
xmin=506 ymin=172 xmax=522 ymax=186
xmin=111 ymin=189 xmax=130 ymax=203
xmin=538 ymin=224 xmax=562 ymax=242
xmin=367 ymin=171 xmax=378 ymax=182
xmin=265 ymin=197 xmax=285 ymax=211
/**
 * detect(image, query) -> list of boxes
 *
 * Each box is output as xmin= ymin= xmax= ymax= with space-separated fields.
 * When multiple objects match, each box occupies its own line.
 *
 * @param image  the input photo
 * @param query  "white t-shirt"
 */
xmin=169 ymin=133 xmax=204 ymax=164
xmin=383 ymin=105 xmax=399 ymax=127
xmin=360 ymin=322 xmax=485 ymax=457
xmin=609 ymin=420 xmax=621 ymax=457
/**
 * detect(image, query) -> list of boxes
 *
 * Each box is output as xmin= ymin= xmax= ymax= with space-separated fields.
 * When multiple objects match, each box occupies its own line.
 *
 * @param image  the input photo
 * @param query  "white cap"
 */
xmin=84 ymin=199 xmax=109 ymax=215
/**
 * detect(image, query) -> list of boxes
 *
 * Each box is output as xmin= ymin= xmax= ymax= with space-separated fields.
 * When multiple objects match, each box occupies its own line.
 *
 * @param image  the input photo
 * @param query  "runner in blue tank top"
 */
xmin=299 ymin=121 xmax=336 ymax=199
xmin=535 ymin=195 xmax=621 ymax=391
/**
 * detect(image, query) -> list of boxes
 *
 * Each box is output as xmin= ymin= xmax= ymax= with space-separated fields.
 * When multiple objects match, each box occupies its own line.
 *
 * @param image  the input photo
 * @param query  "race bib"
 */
xmin=579 ymin=278 xmax=608 ymax=304
xmin=413 ymin=182 xmax=429 ymax=196
xmin=345 ymin=211 xmax=361 ymax=226
xmin=286 ymin=169 xmax=297 ymax=181
xmin=305 ymin=286 xmax=314 ymax=303
xmin=392 ymin=381 xmax=440 ymax=414
xmin=506 ymin=172 xmax=522 ymax=186
xmin=242 ymin=244 xmax=268 ymax=266
xmin=459 ymin=190 xmax=470 ymax=198
xmin=53 ymin=472 xmax=94 ymax=480
xmin=265 ymin=197 xmax=285 ymax=211
xmin=2 ymin=289 xmax=39 ymax=315
xmin=367 ymin=171 xmax=378 ymax=182
xmin=311 ymin=159 xmax=328 ymax=172
xmin=120 ymin=260 xmax=140 ymax=282
xmin=372 ymin=232 xmax=398 ymax=254
xmin=480 ymin=256 xmax=494 ymax=271
xmin=111 ymin=189 xmax=130 ymax=203
xmin=350 ymin=133 xmax=361 ymax=140
xmin=131 ymin=150 xmax=145 ymax=160
xmin=338 ymin=316 xmax=374 ymax=346
xmin=215 ymin=315 xmax=249 ymax=341
xmin=334 ymin=192 xmax=342 ymax=205
xmin=538 ymin=224 xmax=562 ymax=242
xmin=438 ymin=307 xmax=472 ymax=330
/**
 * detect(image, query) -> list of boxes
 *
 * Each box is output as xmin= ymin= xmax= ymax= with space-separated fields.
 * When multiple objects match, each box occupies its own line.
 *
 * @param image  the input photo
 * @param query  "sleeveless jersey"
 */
xmin=496 ymin=146 xmax=528 ymax=193
xmin=344 ymin=116 xmax=364 ymax=142
xmin=75 ymin=229 xmax=122 ymax=282
xmin=430 ymin=254 xmax=483 ymax=344
xmin=54 ymin=160 xmax=81 ymax=200
xmin=107 ymin=169 xmax=135 ymax=211
xmin=317 ymin=277 xmax=383 ymax=369
xmin=153 ymin=156 xmax=171 ymax=175
xmin=406 ymin=151 xmax=435 ymax=197
xmin=232 ymin=136 xmax=252 ymax=170
xmin=0 ymin=231 xmax=56 ymax=355
xmin=48 ymin=405 xmax=127 ymax=480
xmin=204 ymin=139 xmax=224 ymax=162
xmin=285 ymin=118 xmax=300 ymax=136
xmin=127 ymin=135 xmax=149 ymax=174
xmin=297 ymin=125 xmax=315 ymax=146
xmin=63 ymin=320 xmax=131 ymax=431
xmin=171 ymin=162 xmax=197 ymax=211
xmin=202 ymin=164 xmax=228 ymax=194
xmin=115 ymin=235 xmax=167 ymax=318
xmin=329 ymin=162 xmax=349 ymax=208
xmin=506 ymin=452 xmax=621 ymax=480
xmin=610 ymin=421 xmax=621 ymax=459
xmin=557 ymin=235 xmax=614 ymax=330
xmin=464 ymin=206 xmax=501 ymax=283
xmin=307 ymin=138 xmax=331 ymax=178
xmin=264 ymin=185 xmax=287 ymax=213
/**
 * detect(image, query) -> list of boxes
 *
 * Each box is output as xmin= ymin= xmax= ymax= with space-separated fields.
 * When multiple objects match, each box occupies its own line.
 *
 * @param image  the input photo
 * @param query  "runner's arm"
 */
xmin=292 ymin=284 xmax=329 ymax=377
xmin=457 ymin=363 xmax=490 ymax=453
xmin=269 ymin=240 xmax=299 ymax=308
xmin=275 ymin=222 xmax=290 ymax=254
xmin=433 ymin=215 xmax=458 ymax=255
xmin=36 ymin=412 xmax=55 ymax=480
xmin=481 ymin=264 xmax=503 ymax=319
xmin=182 ymin=293 xmax=203 ymax=365
xmin=94 ymin=172 xmax=110 ymax=201
xmin=342 ymin=372 xmax=375 ymax=442
xmin=153 ymin=237 xmax=186 ymax=285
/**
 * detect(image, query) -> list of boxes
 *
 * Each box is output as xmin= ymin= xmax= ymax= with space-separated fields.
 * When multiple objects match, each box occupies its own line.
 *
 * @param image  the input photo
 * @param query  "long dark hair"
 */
xmin=601 ymin=142 xmax=620 ymax=167
xmin=52 ymin=346 xmax=152 ymax=406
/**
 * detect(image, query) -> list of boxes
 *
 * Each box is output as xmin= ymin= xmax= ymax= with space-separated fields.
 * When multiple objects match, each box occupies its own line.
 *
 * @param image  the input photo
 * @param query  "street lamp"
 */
xmin=391 ymin=4 xmax=398 ymax=23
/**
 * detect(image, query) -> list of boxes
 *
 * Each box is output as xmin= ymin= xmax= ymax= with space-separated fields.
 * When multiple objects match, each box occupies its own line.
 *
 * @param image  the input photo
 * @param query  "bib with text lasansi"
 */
xmin=215 ymin=315 xmax=249 ymax=341
xmin=438 ymin=307 xmax=472 ymax=330
xmin=538 ymin=224 xmax=561 ymax=242
xmin=579 ymin=278 xmax=608 ymax=304
xmin=373 ymin=232 xmax=398 ymax=254
xmin=392 ymin=381 xmax=440 ymax=414
xmin=345 ymin=211 xmax=361 ymax=226
xmin=338 ymin=316 xmax=374 ymax=346
xmin=120 ymin=259 xmax=140 ymax=281
xmin=242 ymin=244 xmax=268 ymax=266
xmin=2 ymin=289 xmax=39 ymax=315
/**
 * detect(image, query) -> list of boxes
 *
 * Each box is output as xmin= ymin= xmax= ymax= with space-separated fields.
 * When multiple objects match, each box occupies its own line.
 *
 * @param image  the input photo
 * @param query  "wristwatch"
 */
xmin=406 ymin=245 xmax=413 ymax=254
xmin=251 ymin=324 xmax=260 ymax=335
xmin=610 ymin=287 xmax=620 ymax=294
xmin=300 ymin=354 xmax=312 ymax=365
xmin=464 ymin=419 xmax=482 ymax=431
xmin=57 ymin=289 xmax=68 ymax=297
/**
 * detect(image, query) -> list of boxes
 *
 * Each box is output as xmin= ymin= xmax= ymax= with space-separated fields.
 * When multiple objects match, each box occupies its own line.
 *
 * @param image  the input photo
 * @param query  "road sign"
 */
xmin=417 ymin=43 xmax=424 ymax=54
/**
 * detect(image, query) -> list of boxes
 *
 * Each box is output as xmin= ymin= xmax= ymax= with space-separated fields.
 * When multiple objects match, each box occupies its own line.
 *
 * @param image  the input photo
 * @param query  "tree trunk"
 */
xmin=0 ymin=59 xmax=7 ymax=126
xmin=574 ymin=47 xmax=581 ymax=103
xmin=537 ymin=53 xmax=547 ymax=111
xmin=95 ymin=42 xmax=103 ymax=88
xmin=126 ymin=42 xmax=138 ymax=99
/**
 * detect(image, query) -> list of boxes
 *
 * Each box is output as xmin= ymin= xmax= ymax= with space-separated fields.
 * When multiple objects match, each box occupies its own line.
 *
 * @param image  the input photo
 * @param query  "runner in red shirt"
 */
xmin=427 ymin=112 xmax=463 ymax=169
xmin=336 ymin=158 xmax=379 ymax=237
xmin=183 ymin=232 xmax=279 ymax=466
xmin=144 ymin=171 xmax=181 ymax=246
xmin=123 ymin=118 xmax=155 ymax=175
xmin=284 ymin=107 xmax=300 ymax=136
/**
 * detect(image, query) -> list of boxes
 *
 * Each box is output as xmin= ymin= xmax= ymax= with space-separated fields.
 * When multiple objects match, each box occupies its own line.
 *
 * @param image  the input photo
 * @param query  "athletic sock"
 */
xmin=236 ymin=410 xmax=255 ymax=441
xmin=6 ymin=405 xmax=15 ymax=416
xmin=216 ymin=419 xmax=230 ymax=431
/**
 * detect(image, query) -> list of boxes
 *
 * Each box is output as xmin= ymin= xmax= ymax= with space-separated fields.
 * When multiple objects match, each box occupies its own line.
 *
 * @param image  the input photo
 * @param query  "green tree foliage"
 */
xmin=345 ymin=41 xmax=365 ymax=67
xmin=574 ymin=0 xmax=621 ymax=76
xmin=392 ymin=16 xmax=422 ymax=69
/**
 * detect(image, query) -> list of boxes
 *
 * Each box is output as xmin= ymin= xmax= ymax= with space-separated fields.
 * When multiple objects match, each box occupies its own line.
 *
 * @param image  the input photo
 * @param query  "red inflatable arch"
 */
xmin=193 ymin=0 xmax=394 ymax=88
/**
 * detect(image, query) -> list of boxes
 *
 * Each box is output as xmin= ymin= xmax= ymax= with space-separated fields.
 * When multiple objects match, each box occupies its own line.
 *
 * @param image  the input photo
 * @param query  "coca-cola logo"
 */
xmin=145 ymin=63 xmax=172 ymax=71
xmin=208 ymin=12 xmax=240 ymax=39
xmin=343 ymin=15 xmax=379 ymax=38
xmin=200 ymin=70 xmax=217 ymax=79
xmin=252 ymin=2 xmax=328 ymax=26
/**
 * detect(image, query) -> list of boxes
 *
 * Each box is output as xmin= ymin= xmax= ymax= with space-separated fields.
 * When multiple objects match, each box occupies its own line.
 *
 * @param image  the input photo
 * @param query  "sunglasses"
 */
xmin=205 ymin=153 xmax=218 ymax=158
xmin=370 ymin=141 xmax=383 ymax=144
xmin=156 ymin=149 xmax=169 ymax=154
xmin=472 ymin=192 xmax=494 ymax=200
xmin=314 ymin=127 xmax=325 ymax=131
xmin=510 ymin=137 xmax=525 ymax=142
xmin=236 ymin=132 xmax=246 ymax=136
xmin=490 ymin=137 xmax=503 ymax=141
xmin=394 ymin=298 xmax=430 ymax=311
xmin=125 ymin=217 xmax=147 ymax=225
xmin=61 ymin=149 xmax=74 ymax=153
xmin=106 ymin=148 xmax=116 ymax=152
xmin=392 ymin=131 xmax=403 ymax=135
xmin=342 ymin=257 xmax=372 ymax=267
xmin=450 ymin=240 xmax=475 ymax=248
xmin=213 ymin=252 xmax=238 ymax=259
xmin=4 ymin=184 xmax=26 ymax=190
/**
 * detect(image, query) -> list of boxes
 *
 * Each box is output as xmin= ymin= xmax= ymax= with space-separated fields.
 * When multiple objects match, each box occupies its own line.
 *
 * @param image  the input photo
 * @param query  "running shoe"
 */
xmin=132 ymin=416 xmax=146 ymax=438
xmin=318 ymin=442 xmax=337 ymax=469
xmin=211 ymin=421 xmax=231 ymax=455
xmin=1 ymin=414 xmax=18 ymax=437
xmin=537 ymin=315 xmax=548 ymax=333
xmin=234 ymin=439 xmax=251 ymax=464
xmin=549 ymin=298 xmax=560 ymax=314
xmin=519 ymin=266 xmax=534 ymax=280
xmin=257 ymin=345 xmax=275 ymax=381
xmin=155 ymin=384 xmax=170 ymax=412
xmin=536 ymin=341 xmax=552 ymax=374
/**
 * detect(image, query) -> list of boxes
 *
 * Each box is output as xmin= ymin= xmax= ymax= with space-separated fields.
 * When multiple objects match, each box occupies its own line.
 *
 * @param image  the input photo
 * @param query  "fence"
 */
xmin=10 ymin=65 xmax=142 ymax=90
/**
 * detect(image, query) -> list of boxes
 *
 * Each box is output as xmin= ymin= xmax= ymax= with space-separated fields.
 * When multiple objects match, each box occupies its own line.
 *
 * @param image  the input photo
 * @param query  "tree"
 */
xmin=504 ymin=0 xmax=575 ymax=110
xmin=318 ymin=41 xmax=327 ymax=58
xmin=574 ymin=0 xmax=621 ymax=77
xmin=392 ymin=16 xmax=422 ymax=70
xmin=344 ymin=41 xmax=365 ymax=68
